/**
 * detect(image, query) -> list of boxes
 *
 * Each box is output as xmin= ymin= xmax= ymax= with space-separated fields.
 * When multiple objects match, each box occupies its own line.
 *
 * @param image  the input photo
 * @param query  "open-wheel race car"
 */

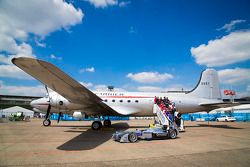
xmin=112 ymin=124 xmax=179 ymax=143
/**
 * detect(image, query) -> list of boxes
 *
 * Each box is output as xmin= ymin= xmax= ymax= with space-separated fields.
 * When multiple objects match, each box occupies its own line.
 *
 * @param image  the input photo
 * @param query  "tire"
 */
xmin=169 ymin=130 xmax=177 ymax=139
xmin=92 ymin=121 xmax=102 ymax=130
xmin=225 ymin=119 xmax=228 ymax=122
xmin=103 ymin=119 xmax=111 ymax=127
xmin=216 ymin=119 xmax=219 ymax=122
xmin=43 ymin=119 xmax=51 ymax=126
xmin=128 ymin=132 xmax=138 ymax=143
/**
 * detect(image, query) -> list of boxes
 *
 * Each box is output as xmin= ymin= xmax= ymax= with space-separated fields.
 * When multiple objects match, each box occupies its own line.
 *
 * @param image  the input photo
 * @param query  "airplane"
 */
xmin=12 ymin=57 xmax=236 ymax=130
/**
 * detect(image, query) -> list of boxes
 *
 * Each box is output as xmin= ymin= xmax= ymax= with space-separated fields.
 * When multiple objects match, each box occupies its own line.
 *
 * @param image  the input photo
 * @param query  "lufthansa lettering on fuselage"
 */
xmin=97 ymin=92 xmax=124 ymax=96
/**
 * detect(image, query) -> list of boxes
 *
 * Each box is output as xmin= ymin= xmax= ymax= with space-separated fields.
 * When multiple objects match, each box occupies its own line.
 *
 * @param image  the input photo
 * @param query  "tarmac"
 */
xmin=0 ymin=119 xmax=250 ymax=167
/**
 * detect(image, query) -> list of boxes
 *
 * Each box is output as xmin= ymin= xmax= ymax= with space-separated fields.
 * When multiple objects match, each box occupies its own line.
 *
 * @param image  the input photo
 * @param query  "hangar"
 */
xmin=0 ymin=94 xmax=41 ymax=110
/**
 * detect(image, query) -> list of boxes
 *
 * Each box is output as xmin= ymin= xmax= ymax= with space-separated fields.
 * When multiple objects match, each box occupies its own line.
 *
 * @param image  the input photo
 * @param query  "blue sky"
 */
xmin=0 ymin=0 xmax=250 ymax=97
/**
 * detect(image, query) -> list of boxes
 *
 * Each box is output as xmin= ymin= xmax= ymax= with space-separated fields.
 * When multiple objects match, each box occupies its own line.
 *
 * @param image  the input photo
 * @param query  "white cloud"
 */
xmin=191 ymin=31 xmax=250 ymax=67
xmin=0 ymin=81 xmax=45 ymax=96
xmin=0 ymin=65 xmax=33 ymax=80
xmin=0 ymin=0 xmax=83 ymax=80
xmin=35 ymin=40 xmax=46 ymax=48
xmin=0 ymin=0 xmax=83 ymax=37
xmin=218 ymin=68 xmax=250 ymax=85
xmin=85 ymin=0 xmax=118 ymax=8
xmin=127 ymin=72 xmax=173 ymax=83
xmin=50 ymin=54 xmax=62 ymax=60
xmin=119 ymin=1 xmax=131 ymax=7
xmin=79 ymin=82 xmax=94 ymax=88
xmin=217 ymin=19 xmax=246 ymax=32
xmin=79 ymin=67 xmax=95 ymax=73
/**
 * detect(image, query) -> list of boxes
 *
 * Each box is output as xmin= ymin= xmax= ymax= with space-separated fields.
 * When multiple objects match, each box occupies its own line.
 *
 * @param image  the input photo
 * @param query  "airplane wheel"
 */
xmin=103 ymin=119 xmax=111 ymax=127
xmin=43 ymin=119 xmax=51 ymax=126
xmin=92 ymin=121 xmax=102 ymax=130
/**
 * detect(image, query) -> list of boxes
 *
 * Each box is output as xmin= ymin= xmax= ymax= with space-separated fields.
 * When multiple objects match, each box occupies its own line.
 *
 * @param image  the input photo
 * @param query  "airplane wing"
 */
xmin=12 ymin=57 xmax=120 ymax=116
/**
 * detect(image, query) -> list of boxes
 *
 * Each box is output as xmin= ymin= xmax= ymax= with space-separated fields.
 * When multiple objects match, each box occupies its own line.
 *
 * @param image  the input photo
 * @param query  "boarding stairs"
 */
xmin=153 ymin=104 xmax=171 ymax=127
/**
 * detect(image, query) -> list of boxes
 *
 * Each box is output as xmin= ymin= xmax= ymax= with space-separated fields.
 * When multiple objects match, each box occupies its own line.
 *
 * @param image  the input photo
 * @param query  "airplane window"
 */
xmin=135 ymin=100 xmax=139 ymax=103
xmin=120 ymin=100 xmax=123 ymax=103
xmin=112 ymin=99 xmax=115 ymax=102
xmin=127 ymin=100 xmax=131 ymax=103
xmin=104 ymin=99 xmax=108 ymax=102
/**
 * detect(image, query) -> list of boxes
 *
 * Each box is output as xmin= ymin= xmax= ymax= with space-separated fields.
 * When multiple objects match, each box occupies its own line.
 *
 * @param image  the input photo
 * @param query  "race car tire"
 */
xmin=169 ymin=130 xmax=177 ymax=139
xmin=128 ymin=132 xmax=138 ymax=143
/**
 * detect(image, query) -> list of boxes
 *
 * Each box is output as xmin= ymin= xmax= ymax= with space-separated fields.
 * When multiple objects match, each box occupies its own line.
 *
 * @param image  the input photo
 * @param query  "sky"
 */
xmin=0 ymin=0 xmax=250 ymax=98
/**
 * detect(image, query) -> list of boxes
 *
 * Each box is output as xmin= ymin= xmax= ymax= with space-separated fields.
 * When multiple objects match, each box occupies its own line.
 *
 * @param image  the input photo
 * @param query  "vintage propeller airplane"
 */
xmin=12 ymin=57 xmax=236 ymax=130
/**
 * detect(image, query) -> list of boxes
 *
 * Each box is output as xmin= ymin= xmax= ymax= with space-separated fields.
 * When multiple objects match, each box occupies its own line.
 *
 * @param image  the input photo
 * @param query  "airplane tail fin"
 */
xmin=188 ymin=69 xmax=221 ymax=99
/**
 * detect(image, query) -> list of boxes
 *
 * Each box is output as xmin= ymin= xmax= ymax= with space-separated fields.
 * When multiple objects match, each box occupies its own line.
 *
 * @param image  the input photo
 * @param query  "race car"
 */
xmin=112 ymin=124 xmax=179 ymax=143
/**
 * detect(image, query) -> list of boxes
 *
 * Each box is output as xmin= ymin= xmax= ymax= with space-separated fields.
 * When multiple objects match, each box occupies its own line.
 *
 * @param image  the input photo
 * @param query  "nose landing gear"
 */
xmin=43 ymin=103 xmax=51 ymax=127
xmin=43 ymin=119 xmax=51 ymax=126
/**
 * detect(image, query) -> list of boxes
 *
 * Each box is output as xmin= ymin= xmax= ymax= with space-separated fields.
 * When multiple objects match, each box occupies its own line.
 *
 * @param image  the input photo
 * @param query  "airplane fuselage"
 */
xmin=31 ymin=91 xmax=221 ymax=117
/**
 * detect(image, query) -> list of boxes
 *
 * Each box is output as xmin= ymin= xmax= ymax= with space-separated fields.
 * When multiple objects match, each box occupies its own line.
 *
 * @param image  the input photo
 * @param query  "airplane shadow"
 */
xmin=57 ymin=122 xmax=130 ymax=151
xmin=186 ymin=124 xmax=243 ymax=129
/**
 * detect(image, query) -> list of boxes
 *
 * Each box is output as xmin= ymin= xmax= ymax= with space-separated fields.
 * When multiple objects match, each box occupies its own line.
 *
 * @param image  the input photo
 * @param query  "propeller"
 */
xmin=45 ymin=85 xmax=61 ymax=124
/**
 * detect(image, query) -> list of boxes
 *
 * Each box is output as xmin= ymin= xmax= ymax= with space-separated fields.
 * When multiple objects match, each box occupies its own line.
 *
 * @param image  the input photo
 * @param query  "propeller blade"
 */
xmin=45 ymin=85 xmax=51 ymax=102
xmin=45 ymin=85 xmax=49 ymax=94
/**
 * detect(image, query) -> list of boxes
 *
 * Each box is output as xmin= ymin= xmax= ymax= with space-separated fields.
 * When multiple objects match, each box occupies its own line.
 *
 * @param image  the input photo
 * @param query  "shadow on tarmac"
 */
xmin=186 ymin=124 xmax=243 ymax=129
xmin=57 ymin=122 xmax=131 ymax=151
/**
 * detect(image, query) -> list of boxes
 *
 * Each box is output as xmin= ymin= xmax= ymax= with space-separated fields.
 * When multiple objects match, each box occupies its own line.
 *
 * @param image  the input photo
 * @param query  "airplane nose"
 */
xmin=30 ymin=99 xmax=38 ymax=107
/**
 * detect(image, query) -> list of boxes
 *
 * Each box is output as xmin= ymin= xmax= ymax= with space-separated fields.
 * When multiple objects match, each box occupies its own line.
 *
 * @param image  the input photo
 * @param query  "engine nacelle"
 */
xmin=72 ymin=111 xmax=86 ymax=119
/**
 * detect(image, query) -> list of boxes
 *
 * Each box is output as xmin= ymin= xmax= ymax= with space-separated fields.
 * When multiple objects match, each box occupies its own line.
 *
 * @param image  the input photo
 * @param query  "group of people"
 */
xmin=154 ymin=96 xmax=176 ymax=123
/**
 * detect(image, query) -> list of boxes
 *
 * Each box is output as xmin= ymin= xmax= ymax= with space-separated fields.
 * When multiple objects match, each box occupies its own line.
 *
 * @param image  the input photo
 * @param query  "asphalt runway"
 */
xmin=0 ymin=119 xmax=249 ymax=167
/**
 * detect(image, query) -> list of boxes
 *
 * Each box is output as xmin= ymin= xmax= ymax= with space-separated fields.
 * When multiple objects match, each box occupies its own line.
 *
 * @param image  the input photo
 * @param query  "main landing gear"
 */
xmin=91 ymin=118 xmax=112 ymax=130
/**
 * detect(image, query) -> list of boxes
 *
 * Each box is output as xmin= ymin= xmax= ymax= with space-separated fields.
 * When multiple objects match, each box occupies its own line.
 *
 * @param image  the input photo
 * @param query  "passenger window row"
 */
xmin=103 ymin=99 xmax=139 ymax=103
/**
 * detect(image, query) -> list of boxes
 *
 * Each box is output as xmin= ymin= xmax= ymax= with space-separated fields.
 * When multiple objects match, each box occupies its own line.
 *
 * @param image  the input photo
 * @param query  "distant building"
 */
xmin=0 ymin=95 xmax=41 ymax=110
